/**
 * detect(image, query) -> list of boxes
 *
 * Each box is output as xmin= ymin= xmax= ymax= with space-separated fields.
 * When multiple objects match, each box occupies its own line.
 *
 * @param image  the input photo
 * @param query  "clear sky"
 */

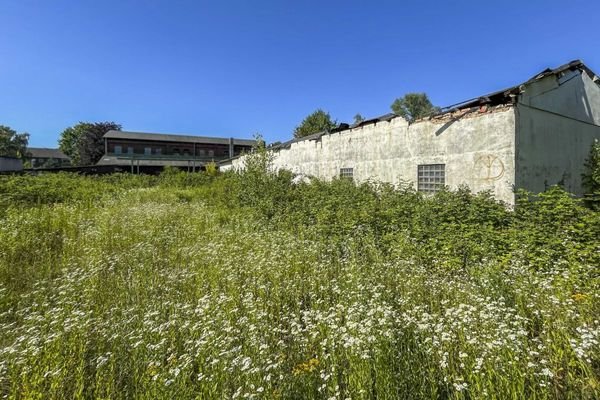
xmin=2 ymin=0 xmax=600 ymax=147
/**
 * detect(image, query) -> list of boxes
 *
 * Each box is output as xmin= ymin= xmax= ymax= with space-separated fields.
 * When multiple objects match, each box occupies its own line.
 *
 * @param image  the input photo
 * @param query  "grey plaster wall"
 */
xmin=516 ymin=71 xmax=600 ymax=195
xmin=231 ymin=107 xmax=517 ymax=204
xmin=0 ymin=157 xmax=23 ymax=172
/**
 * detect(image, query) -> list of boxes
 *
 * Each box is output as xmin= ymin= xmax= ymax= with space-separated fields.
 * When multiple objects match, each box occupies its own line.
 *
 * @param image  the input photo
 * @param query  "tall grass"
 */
xmin=0 ymin=170 xmax=598 ymax=399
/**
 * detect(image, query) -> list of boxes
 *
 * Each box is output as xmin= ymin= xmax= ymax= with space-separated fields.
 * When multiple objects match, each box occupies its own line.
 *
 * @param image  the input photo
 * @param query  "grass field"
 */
xmin=0 ymin=166 xmax=599 ymax=399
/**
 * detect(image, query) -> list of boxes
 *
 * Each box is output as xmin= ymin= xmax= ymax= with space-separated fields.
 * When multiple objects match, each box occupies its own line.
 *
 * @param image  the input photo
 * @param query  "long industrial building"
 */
xmin=222 ymin=60 xmax=600 ymax=204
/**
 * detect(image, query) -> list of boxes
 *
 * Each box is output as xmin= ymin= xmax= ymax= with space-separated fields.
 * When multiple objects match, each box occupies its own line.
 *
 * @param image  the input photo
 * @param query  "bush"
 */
xmin=582 ymin=139 xmax=600 ymax=209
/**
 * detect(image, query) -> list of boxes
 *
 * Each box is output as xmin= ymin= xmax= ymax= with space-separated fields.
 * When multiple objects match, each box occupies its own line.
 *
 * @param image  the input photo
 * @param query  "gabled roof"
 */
xmin=26 ymin=147 xmax=69 ymax=159
xmin=103 ymin=130 xmax=257 ymax=146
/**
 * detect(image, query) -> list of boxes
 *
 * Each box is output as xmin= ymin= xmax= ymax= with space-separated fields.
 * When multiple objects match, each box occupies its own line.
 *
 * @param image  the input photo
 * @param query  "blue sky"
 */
xmin=1 ymin=0 xmax=599 ymax=147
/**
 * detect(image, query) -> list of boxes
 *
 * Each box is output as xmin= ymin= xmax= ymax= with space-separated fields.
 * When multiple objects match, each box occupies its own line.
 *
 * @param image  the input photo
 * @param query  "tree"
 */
xmin=0 ymin=125 xmax=29 ymax=158
xmin=390 ymin=93 xmax=439 ymax=122
xmin=59 ymin=121 xmax=121 ymax=165
xmin=293 ymin=109 xmax=337 ymax=138
xmin=353 ymin=113 xmax=365 ymax=124
xmin=582 ymin=139 xmax=600 ymax=208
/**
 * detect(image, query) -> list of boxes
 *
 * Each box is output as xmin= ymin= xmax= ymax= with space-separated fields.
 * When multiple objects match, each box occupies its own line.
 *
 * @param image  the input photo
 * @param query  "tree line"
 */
xmin=0 ymin=122 xmax=121 ymax=166
xmin=1 ymin=92 xmax=437 ymax=166
xmin=2 ymin=92 xmax=599 ymax=206
xmin=293 ymin=92 xmax=438 ymax=139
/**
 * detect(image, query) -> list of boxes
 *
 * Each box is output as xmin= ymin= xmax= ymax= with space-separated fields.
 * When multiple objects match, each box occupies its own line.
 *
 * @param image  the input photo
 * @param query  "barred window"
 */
xmin=340 ymin=168 xmax=354 ymax=179
xmin=417 ymin=164 xmax=445 ymax=193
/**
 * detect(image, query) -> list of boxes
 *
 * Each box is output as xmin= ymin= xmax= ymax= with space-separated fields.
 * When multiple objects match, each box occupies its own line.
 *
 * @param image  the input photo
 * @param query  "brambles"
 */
xmin=0 ymin=172 xmax=598 ymax=399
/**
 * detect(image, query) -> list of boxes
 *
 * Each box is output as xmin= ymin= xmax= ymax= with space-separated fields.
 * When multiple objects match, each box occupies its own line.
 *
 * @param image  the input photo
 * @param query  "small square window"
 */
xmin=144 ymin=147 xmax=151 ymax=155
xmin=340 ymin=167 xmax=354 ymax=179
xmin=114 ymin=145 xmax=122 ymax=154
xmin=417 ymin=164 xmax=445 ymax=193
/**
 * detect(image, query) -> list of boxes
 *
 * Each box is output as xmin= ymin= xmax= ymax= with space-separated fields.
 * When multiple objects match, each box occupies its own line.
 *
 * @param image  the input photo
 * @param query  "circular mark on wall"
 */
xmin=474 ymin=154 xmax=505 ymax=181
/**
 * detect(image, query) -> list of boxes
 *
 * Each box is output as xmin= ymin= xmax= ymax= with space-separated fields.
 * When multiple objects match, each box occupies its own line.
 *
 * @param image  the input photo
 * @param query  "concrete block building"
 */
xmin=223 ymin=60 xmax=600 ymax=204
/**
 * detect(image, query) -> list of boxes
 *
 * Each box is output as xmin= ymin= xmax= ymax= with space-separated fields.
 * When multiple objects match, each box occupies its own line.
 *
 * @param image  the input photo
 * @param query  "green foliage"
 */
xmin=0 ymin=125 xmax=29 ymax=158
xmin=232 ymin=134 xmax=295 ymax=219
xmin=156 ymin=166 xmax=213 ymax=191
xmin=353 ymin=113 xmax=365 ymax=124
xmin=582 ymin=139 xmax=600 ymax=208
xmin=205 ymin=161 xmax=219 ymax=177
xmin=0 ymin=171 xmax=599 ymax=399
xmin=293 ymin=109 xmax=337 ymax=138
xmin=0 ymin=173 xmax=154 ymax=210
xmin=390 ymin=93 xmax=439 ymax=122
xmin=59 ymin=121 xmax=121 ymax=165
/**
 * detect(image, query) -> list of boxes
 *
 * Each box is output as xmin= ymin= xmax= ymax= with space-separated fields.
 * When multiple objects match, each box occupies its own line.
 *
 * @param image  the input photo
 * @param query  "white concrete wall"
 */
xmin=516 ymin=71 xmax=600 ymax=195
xmin=232 ymin=108 xmax=517 ymax=203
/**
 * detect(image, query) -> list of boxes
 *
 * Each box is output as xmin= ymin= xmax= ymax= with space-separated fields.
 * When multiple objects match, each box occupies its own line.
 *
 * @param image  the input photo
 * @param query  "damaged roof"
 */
xmin=434 ymin=59 xmax=598 ymax=114
xmin=273 ymin=59 xmax=598 ymax=149
xmin=219 ymin=59 xmax=598 ymax=160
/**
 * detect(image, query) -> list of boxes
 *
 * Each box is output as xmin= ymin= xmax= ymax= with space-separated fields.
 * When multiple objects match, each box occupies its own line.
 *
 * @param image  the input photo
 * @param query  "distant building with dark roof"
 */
xmin=25 ymin=148 xmax=70 ymax=168
xmin=0 ymin=156 xmax=23 ymax=173
xmin=223 ymin=60 xmax=600 ymax=205
xmin=97 ymin=130 xmax=256 ymax=170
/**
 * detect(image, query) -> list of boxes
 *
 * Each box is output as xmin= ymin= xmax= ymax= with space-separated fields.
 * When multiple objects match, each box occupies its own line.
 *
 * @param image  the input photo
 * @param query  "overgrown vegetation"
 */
xmin=583 ymin=139 xmax=600 ymax=209
xmin=0 ymin=163 xmax=598 ymax=399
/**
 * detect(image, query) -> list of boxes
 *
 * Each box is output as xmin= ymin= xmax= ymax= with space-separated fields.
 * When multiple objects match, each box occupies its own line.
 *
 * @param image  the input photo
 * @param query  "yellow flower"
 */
xmin=572 ymin=293 xmax=588 ymax=302
xmin=147 ymin=364 xmax=159 ymax=377
xmin=293 ymin=358 xmax=320 ymax=376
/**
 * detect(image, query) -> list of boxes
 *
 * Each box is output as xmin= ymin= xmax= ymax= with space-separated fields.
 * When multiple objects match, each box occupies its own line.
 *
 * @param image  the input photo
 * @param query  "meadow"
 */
xmin=0 ymin=160 xmax=598 ymax=399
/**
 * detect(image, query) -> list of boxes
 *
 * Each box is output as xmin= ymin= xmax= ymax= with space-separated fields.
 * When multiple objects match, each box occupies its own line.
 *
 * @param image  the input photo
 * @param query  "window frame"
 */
xmin=339 ymin=167 xmax=354 ymax=180
xmin=417 ymin=163 xmax=446 ymax=193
